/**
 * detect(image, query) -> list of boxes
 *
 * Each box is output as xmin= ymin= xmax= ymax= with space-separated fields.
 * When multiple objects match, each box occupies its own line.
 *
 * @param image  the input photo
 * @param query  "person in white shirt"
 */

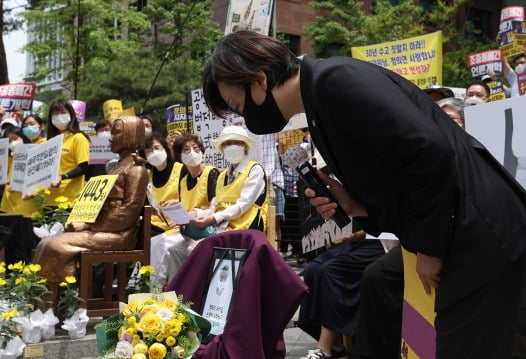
xmin=190 ymin=126 xmax=267 ymax=232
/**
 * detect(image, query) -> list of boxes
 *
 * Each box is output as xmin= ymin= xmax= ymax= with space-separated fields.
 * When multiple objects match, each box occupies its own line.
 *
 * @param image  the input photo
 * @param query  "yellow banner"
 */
xmin=351 ymin=32 xmax=443 ymax=89
xmin=103 ymin=99 xmax=123 ymax=123
xmin=68 ymin=175 xmax=118 ymax=223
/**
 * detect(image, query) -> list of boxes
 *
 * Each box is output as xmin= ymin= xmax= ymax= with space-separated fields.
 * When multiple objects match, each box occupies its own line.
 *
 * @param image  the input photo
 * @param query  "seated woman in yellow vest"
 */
xmin=143 ymin=131 xmax=187 ymax=287
xmin=189 ymin=126 xmax=267 ymax=233
xmin=162 ymin=134 xmax=220 ymax=282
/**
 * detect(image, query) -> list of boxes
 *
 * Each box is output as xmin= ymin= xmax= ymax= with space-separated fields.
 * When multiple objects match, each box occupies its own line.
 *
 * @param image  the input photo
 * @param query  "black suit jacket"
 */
xmin=300 ymin=56 xmax=526 ymax=310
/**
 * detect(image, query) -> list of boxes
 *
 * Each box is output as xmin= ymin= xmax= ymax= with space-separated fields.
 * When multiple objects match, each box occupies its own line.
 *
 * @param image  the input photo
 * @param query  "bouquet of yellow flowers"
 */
xmin=98 ymin=292 xmax=210 ymax=359
xmin=31 ymin=186 xmax=75 ymax=238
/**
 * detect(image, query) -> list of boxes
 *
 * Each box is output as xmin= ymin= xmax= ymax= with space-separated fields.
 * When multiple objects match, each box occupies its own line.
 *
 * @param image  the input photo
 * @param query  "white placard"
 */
xmin=465 ymin=95 xmax=526 ymax=189
xmin=201 ymin=257 xmax=241 ymax=336
xmin=191 ymin=88 xmax=263 ymax=170
xmin=89 ymin=136 xmax=115 ymax=164
xmin=9 ymin=144 xmax=33 ymax=192
xmin=0 ymin=139 xmax=8 ymax=184
xmin=161 ymin=202 xmax=193 ymax=225
xmin=22 ymin=134 xmax=63 ymax=197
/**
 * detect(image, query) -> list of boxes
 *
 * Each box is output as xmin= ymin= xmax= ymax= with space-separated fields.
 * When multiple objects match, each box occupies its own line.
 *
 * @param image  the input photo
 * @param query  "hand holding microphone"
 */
xmin=283 ymin=145 xmax=366 ymax=228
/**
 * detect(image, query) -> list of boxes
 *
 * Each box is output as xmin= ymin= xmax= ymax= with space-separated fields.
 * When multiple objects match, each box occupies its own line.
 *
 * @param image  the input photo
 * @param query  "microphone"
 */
xmin=283 ymin=145 xmax=351 ymax=228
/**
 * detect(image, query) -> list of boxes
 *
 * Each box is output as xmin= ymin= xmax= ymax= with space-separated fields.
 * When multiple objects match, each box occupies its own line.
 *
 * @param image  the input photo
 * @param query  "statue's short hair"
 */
xmin=114 ymin=115 xmax=145 ymax=150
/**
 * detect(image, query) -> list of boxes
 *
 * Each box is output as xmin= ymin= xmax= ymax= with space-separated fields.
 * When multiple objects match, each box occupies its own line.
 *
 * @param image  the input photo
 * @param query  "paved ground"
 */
xmin=284 ymin=308 xmax=317 ymax=358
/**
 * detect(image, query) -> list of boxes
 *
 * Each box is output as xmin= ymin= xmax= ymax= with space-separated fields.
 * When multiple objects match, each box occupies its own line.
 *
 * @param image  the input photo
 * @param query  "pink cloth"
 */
xmin=166 ymin=229 xmax=308 ymax=359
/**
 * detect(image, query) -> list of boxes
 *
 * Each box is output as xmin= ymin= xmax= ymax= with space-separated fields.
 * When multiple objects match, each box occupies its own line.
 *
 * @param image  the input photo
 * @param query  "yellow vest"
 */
xmin=215 ymin=161 xmax=267 ymax=231
xmin=180 ymin=166 xmax=215 ymax=211
xmin=150 ymin=161 xmax=184 ymax=231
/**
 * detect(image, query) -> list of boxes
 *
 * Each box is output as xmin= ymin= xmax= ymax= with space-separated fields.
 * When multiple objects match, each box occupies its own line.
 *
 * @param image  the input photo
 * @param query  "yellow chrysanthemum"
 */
xmin=28 ymin=263 xmax=42 ymax=272
xmin=155 ymin=333 xmax=165 ymax=342
xmin=35 ymin=186 xmax=43 ymax=193
xmin=128 ymin=316 xmax=137 ymax=325
xmin=0 ymin=262 xmax=5 ymax=273
xmin=131 ymin=354 xmax=146 ymax=359
xmin=174 ymin=346 xmax=186 ymax=358
xmin=22 ymin=267 xmax=31 ymax=275
xmin=139 ymin=314 xmax=163 ymax=335
xmin=148 ymin=342 xmax=167 ymax=359
xmin=38 ymin=278 xmax=47 ymax=284
xmin=133 ymin=342 xmax=148 ymax=354
xmin=64 ymin=276 xmax=77 ymax=284
xmin=31 ymin=211 xmax=43 ymax=220
xmin=162 ymin=299 xmax=177 ymax=311
xmin=131 ymin=335 xmax=141 ymax=347
xmin=165 ymin=336 xmax=176 ymax=347
xmin=57 ymin=202 xmax=69 ymax=210
xmin=15 ymin=277 xmax=27 ymax=285
xmin=1 ymin=308 xmax=19 ymax=320
xmin=138 ymin=265 xmax=155 ymax=275
xmin=0 ymin=278 xmax=6 ymax=286
xmin=126 ymin=327 xmax=135 ymax=337
xmin=123 ymin=300 xmax=141 ymax=317
xmin=59 ymin=282 xmax=67 ymax=287
xmin=11 ymin=261 xmax=24 ymax=271
xmin=55 ymin=196 xmax=69 ymax=203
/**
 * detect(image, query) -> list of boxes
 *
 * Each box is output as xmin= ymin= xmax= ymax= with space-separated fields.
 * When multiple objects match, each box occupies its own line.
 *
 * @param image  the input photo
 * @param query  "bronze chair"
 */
xmin=79 ymin=205 xmax=152 ymax=318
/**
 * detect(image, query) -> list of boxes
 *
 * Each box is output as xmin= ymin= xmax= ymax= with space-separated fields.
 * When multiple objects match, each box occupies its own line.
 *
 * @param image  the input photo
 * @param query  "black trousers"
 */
xmin=354 ymin=245 xmax=403 ymax=359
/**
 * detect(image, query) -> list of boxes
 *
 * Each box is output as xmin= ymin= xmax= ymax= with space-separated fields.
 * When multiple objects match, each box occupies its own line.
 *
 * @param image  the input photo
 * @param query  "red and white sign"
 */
xmin=501 ymin=6 xmax=524 ymax=22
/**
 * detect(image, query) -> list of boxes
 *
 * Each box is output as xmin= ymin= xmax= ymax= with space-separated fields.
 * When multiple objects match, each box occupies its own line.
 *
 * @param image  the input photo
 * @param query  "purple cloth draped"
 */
xmin=166 ymin=229 xmax=308 ymax=359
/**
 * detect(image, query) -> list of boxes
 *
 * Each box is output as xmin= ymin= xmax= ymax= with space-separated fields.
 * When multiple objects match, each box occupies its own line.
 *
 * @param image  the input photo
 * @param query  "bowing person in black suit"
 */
xmin=202 ymin=31 xmax=526 ymax=358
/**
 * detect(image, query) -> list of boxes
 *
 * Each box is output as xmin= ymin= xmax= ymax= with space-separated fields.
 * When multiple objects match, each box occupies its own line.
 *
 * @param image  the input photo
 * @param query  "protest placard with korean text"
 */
xmin=0 ymin=83 xmax=36 ymax=111
xmin=166 ymin=104 xmax=193 ymax=135
xmin=68 ymin=175 xmax=118 ymax=223
xmin=467 ymin=49 xmax=503 ymax=78
xmin=23 ymin=135 xmax=63 ymax=197
xmin=0 ymin=139 xmax=8 ymax=185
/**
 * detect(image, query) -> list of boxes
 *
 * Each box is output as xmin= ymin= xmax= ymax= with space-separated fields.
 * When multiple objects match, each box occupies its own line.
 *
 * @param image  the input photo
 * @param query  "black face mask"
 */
xmin=242 ymin=86 xmax=287 ymax=135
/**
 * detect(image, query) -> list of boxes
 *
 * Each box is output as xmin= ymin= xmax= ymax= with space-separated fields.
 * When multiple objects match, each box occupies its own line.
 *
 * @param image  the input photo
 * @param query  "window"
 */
xmin=279 ymin=33 xmax=301 ymax=56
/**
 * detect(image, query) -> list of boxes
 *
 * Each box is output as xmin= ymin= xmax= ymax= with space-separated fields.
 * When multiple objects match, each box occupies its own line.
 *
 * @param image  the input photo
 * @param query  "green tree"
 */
xmin=21 ymin=0 xmax=222 ymax=126
xmin=304 ymin=0 xmax=494 ymax=87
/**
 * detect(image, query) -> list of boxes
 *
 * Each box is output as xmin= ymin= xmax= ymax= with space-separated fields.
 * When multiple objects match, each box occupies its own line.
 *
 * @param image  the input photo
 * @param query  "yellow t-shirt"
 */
xmin=48 ymin=131 xmax=90 ymax=205
xmin=150 ymin=162 xmax=184 ymax=232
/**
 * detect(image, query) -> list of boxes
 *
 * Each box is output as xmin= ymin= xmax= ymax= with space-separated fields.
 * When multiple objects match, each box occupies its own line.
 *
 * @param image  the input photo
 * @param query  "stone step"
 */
xmin=23 ymin=319 xmax=102 ymax=359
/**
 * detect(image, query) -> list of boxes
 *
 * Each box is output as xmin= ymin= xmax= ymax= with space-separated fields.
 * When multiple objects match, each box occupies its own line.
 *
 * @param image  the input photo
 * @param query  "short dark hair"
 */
xmin=513 ymin=53 xmax=526 ymax=66
xmin=94 ymin=119 xmax=112 ymax=132
xmin=6 ymin=127 xmax=31 ymax=144
xmin=466 ymin=81 xmax=491 ymax=98
xmin=143 ymin=131 xmax=174 ymax=164
xmin=203 ymin=31 xmax=301 ymax=118
xmin=172 ymin=134 xmax=205 ymax=163
xmin=139 ymin=114 xmax=156 ymax=131
xmin=22 ymin=114 xmax=44 ymax=126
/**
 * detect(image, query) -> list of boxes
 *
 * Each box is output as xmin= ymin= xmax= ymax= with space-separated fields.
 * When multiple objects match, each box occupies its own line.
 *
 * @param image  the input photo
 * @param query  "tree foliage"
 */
xmin=304 ymin=0 xmax=495 ymax=87
xmin=21 ymin=0 xmax=222 ymax=125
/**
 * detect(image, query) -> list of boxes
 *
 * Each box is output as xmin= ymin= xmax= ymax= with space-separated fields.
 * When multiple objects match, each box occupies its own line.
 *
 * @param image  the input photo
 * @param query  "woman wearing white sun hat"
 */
xmin=189 ymin=125 xmax=268 ymax=233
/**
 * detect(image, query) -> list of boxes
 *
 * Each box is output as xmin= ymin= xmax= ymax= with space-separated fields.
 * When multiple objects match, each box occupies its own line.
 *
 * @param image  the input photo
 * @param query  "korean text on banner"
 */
xmin=467 ymin=49 xmax=503 ymax=78
xmin=68 ymin=100 xmax=86 ymax=122
xmin=68 ymin=175 xmax=118 ymax=223
xmin=224 ymin=0 xmax=274 ymax=36
xmin=0 ymin=139 xmax=8 ymax=185
xmin=10 ymin=145 xmax=32 ymax=192
xmin=401 ymin=248 xmax=436 ymax=359
xmin=487 ymin=79 xmax=507 ymax=102
xmin=351 ymin=32 xmax=443 ymax=89
xmin=22 ymin=135 xmax=63 ymax=198
xmin=89 ymin=136 xmax=115 ymax=164
xmin=103 ymin=99 xmax=123 ymax=123
xmin=0 ymin=82 xmax=36 ymax=111
xmin=166 ymin=104 xmax=193 ymax=135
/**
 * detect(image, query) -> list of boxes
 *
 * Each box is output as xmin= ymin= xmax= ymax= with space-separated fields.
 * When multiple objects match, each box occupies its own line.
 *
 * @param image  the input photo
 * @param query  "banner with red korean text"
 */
xmin=166 ymin=104 xmax=193 ymax=136
xmin=351 ymin=32 xmax=443 ymax=89
xmin=0 ymin=83 xmax=36 ymax=111
xmin=467 ymin=49 xmax=503 ymax=78
xmin=401 ymin=248 xmax=436 ymax=359
xmin=224 ymin=0 xmax=274 ymax=36
xmin=498 ymin=6 xmax=526 ymax=58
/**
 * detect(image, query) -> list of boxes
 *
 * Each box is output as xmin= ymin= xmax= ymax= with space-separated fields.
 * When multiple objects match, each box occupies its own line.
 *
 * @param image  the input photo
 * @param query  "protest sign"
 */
xmin=501 ymin=6 xmax=524 ymax=22
xmin=103 ymin=99 xmax=123 ymax=123
xmin=89 ymin=136 xmax=115 ymax=164
xmin=487 ymin=79 xmax=507 ymax=102
xmin=0 ymin=139 xmax=8 ymax=185
xmin=68 ymin=100 xmax=86 ymax=122
xmin=467 ymin=49 xmax=503 ymax=77
xmin=0 ymin=83 xmax=36 ymax=111
xmin=351 ymin=32 xmax=443 ymax=89
xmin=67 ymin=175 xmax=118 ymax=223
xmin=9 ymin=144 xmax=34 ymax=192
xmin=23 ymin=135 xmax=63 ymax=197
xmin=464 ymin=95 xmax=526 ymax=189
xmin=224 ymin=0 xmax=274 ymax=36
xmin=401 ymin=248 xmax=436 ymax=359
xmin=518 ymin=72 xmax=526 ymax=95
xmin=79 ymin=120 xmax=96 ymax=137
xmin=166 ymin=104 xmax=193 ymax=135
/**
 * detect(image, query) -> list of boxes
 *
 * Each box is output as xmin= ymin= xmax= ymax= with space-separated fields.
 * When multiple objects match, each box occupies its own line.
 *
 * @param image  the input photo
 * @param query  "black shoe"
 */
xmin=331 ymin=346 xmax=348 ymax=359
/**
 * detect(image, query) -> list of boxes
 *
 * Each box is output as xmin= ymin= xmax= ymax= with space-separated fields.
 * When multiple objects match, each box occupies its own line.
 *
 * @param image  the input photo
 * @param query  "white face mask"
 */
xmin=146 ymin=149 xmax=167 ymax=167
xmin=97 ymin=130 xmax=111 ymax=138
xmin=144 ymin=128 xmax=152 ymax=139
xmin=515 ymin=63 xmax=526 ymax=74
xmin=51 ymin=113 xmax=71 ymax=130
xmin=181 ymin=150 xmax=203 ymax=167
xmin=464 ymin=96 xmax=486 ymax=106
xmin=8 ymin=140 xmax=21 ymax=151
xmin=223 ymin=144 xmax=245 ymax=164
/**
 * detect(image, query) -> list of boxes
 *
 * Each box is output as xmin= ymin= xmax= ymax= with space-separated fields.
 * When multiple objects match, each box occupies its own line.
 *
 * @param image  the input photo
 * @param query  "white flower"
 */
xmin=156 ymin=307 xmax=173 ymax=322
xmin=115 ymin=340 xmax=134 ymax=359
